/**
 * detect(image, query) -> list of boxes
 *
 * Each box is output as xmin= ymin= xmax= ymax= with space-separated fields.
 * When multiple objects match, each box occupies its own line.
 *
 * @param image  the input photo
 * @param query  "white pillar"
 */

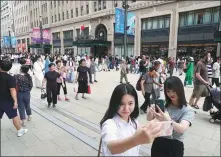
xmin=135 ymin=14 xmax=141 ymax=56
xmin=60 ymin=31 xmax=64 ymax=54
xmin=168 ymin=7 xmax=179 ymax=59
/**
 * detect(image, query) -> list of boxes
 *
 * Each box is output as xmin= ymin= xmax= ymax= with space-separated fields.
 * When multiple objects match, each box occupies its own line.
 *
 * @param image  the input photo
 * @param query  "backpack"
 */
xmin=136 ymin=75 xmax=143 ymax=91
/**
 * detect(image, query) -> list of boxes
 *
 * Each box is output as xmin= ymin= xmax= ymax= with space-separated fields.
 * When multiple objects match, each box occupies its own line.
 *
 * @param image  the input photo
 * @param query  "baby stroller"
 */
xmin=203 ymin=86 xmax=221 ymax=123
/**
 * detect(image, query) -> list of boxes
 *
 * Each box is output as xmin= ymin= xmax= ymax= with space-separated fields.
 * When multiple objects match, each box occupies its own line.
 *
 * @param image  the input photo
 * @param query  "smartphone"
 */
xmin=155 ymin=99 xmax=165 ymax=112
xmin=156 ymin=121 xmax=173 ymax=137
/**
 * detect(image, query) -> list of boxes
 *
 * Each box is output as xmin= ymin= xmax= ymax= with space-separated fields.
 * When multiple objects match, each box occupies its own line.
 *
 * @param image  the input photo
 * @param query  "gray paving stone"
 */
xmin=184 ymin=132 xmax=203 ymax=149
xmin=197 ymin=137 xmax=219 ymax=154
xmin=33 ymin=129 xmax=55 ymax=141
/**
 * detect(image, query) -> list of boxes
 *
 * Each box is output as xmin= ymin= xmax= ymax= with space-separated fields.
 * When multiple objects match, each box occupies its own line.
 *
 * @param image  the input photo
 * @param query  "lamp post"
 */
xmin=8 ymin=27 xmax=12 ymax=53
xmin=122 ymin=0 xmax=129 ymax=59
xmin=39 ymin=16 xmax=44 ymax=55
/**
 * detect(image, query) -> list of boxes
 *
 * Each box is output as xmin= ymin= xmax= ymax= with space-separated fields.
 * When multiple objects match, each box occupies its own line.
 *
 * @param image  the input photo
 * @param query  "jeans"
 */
xmin=17 ymin=91 xmax=32 ymax=120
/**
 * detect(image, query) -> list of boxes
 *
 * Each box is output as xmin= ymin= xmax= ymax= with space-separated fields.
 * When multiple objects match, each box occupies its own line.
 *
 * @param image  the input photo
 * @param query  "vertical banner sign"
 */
xmin=127 ymin=12 xmax=136 ymax=35
xmin=115 ymin=8 xmax=125 ymax=34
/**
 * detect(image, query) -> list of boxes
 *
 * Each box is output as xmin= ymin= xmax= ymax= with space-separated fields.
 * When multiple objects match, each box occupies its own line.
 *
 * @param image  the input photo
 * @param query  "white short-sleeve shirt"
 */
xmin=101 ymin=115 xmax=139 ymax=156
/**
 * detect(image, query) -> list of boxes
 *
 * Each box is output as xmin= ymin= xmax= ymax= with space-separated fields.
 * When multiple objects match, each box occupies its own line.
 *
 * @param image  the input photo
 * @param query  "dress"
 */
xmin=77 ymin=66 xmax=88 ymax=93
xmin=33 ymin=61 xmax=44 ymax=88
xmin=184 ymin=62 xmax=194 ymax=85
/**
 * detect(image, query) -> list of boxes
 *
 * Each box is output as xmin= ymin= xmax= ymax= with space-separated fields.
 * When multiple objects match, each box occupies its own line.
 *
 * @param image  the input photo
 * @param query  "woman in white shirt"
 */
xmin=100 ymin=84 xmax=161 ymax=156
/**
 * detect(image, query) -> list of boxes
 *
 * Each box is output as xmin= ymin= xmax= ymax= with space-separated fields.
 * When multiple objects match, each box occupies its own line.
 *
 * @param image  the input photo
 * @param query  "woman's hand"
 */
xmin=133 ymin=120 xmax=161 ymax=145
xmin=154 ymin=106 xmax=171 ymax=121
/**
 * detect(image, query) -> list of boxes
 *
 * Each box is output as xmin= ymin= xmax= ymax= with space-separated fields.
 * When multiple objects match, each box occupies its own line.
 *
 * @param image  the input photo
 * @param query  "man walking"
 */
xmin=189 ymin=51 xmax=210 ymax=109
xmin=0 ymin=60 xmax=28 ymax=137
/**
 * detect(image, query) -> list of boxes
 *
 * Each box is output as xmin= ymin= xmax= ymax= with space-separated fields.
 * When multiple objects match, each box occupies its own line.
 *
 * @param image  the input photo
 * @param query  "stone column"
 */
xmin=134 ymin=14 xmax=141 ymax=56
xmin=168 ymin=7 xmax=179 ymax=59
xmin=60 ymin=30 xmax=64 ymax=54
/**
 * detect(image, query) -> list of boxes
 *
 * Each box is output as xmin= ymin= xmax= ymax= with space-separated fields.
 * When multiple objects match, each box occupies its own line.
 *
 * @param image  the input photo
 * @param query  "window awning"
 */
xmin=28 ymin=44 xmax=52 ymax=48
xmin=73 ymin=39 xmax=111 ymax=47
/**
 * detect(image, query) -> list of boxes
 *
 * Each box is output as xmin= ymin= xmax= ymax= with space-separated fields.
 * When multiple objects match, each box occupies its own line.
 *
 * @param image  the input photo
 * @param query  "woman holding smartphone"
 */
xmin=100 ymin=84 xmax=161 ymax=156
xmin=147 ymin=76 xmax=195 ymax=157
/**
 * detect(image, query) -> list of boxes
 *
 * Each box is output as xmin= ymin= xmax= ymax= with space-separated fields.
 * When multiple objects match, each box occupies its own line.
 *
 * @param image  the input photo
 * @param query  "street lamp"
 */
xmin=8 ymin=27 xmax=12 ymax=53
xmin=39 ymin=16 xmax=44 ymax=55
xmin=122 ymin=0 xmax=129 ymax=59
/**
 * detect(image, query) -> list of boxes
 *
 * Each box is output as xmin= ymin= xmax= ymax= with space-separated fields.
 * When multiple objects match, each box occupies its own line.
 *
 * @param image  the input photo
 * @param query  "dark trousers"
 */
xmin=151 ymin=137 xmax=184 ymax=157
xmin=212 ymin=78 xmax=219 ymax=87
xmin=17 ymin=91 xmax=31 ymax=120
xmin=88 ymin=69 xmax=92 ymax=83
xmin=140 ymin=92 xmax=151 ymax=112
xmin=57 ymin=79 xmax=67 ymax=95
xmin=47 ymin=87 xmax=57 ymax=105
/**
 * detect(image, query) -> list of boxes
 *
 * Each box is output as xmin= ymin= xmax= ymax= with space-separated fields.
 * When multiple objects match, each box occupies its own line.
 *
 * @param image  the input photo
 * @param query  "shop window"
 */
xmin=152 ymin=18 xmax=158 ymax=29
xmin=213 ymin=7 xmax=220 ymax=23
xmin=203 ymin=9 xmax=211 ymax=24
xmin=158 ymin=17 xmax=164 ymax=28
xmin=179 ymin=13 xmax=185 ymax=26
xmin=94 ymin=2 xmax=97 ymax=12
xmin=186 ymin=11 xmax=194 ymax=26
xmin=164 ymin=16 xmax=170 ymax=28
xmin=142 ymin=20 xmax=146 ymax=30
xmin=194 ymin=11 xmax=203 ymax=25
xmin=147 ymin=19 xmax=152 ymax=30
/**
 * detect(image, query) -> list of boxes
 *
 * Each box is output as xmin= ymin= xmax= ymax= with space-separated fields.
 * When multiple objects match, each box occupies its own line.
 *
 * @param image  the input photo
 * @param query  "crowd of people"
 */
xmin=0 ymin=50 xmax=220 ymax=157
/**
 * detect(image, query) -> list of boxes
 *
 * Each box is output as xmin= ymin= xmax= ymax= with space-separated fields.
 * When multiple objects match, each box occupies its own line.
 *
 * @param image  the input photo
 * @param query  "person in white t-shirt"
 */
xmin=100 ymin=84 xmax=161 ymax=156
xmin=212 ymin=56 xmax=220 ymax=87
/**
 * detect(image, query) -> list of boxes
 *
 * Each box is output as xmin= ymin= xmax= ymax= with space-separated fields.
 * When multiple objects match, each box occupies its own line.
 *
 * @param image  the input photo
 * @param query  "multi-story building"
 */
xmin=1 ymin=1 xmax=14 ymax=53
xmin=13 ymin=0 xmax=220 ymax=58
xmin=12 ymin=0 xmax=30 ymax=53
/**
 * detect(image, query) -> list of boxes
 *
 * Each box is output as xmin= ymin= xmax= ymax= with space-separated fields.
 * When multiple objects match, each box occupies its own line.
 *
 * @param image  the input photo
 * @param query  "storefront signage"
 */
xmin=2 ymin=36 xmax=16 ymax=48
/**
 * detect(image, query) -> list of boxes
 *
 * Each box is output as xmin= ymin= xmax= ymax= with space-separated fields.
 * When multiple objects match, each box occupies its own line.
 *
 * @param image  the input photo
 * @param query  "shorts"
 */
xmin=191 ymin=84 xmax=209 ymax=98
xmin=0 ymin=102 xmax=18 ymax=119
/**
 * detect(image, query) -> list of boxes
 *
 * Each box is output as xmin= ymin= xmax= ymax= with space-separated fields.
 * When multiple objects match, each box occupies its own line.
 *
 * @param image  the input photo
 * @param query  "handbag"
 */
xmin=203 ymin=96 xmax=213 ymax=111
xmin=41 ymin=89 xmax=47 ymax=99
xmin=87 ymin=85 xmax=91 ymax=94
xmin=97 ymin=138 xmax=102 ymax=157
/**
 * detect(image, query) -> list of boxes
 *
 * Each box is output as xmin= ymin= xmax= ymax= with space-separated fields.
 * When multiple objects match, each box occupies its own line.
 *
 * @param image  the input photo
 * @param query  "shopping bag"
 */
xmin=87 ymin=85 xmax=91 ymax=94
xmin=41 ymin=89 xmax=47 ymax=99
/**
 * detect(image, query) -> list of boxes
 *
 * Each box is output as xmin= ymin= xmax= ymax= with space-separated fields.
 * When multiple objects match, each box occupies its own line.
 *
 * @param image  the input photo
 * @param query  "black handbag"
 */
xmin=41 ymin=89 xmax=47 ymax=99
xmin=203 ymin=96 xmax=213 ymax=112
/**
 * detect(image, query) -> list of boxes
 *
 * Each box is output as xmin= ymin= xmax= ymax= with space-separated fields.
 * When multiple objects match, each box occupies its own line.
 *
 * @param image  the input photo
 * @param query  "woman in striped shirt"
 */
xmin=207 ymin=53 xmax=213 ymax=84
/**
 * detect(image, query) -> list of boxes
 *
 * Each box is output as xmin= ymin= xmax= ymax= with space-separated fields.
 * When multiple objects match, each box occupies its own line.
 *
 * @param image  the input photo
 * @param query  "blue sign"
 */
xmin=115 ymin=8 xmax=136 ymax=35
xmin=127 ymin=12 xmax=136 ymax=35
xmin=115 ymin=8 xmax=125 ymax=34
xmin=2 ymin=36 xmax=17 ymax=48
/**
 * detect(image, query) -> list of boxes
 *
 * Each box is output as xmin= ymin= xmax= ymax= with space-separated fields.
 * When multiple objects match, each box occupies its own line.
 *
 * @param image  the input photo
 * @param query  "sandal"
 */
xmin=191 ymin=104 xmax=199 ymax=109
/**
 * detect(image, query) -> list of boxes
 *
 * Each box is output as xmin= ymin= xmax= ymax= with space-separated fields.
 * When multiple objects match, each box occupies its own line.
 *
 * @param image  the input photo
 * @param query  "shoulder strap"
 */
xmin=97 ymin=138 xmax=102 ymax=157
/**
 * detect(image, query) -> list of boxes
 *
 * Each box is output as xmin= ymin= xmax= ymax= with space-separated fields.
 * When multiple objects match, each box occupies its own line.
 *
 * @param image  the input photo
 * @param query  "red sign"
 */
xmin=80 ymin=25 xmax=85 ymax=30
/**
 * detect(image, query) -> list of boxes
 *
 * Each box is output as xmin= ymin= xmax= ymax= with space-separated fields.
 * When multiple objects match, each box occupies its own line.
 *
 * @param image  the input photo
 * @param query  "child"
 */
xmin=100 ymin=84 xmax=161 ymax=156
xmin=147 ymin=76 xmax=195 ymax=157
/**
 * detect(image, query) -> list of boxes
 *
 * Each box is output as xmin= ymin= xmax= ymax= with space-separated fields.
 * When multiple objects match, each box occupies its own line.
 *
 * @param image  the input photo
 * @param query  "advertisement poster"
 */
xmin=2 ymin=36 xmax=17 ymax=48
xmin=115 ymin=8 xmax=125 ymax=34
xmin=127 ymin=12 xmax=136 ymax=35
xmin=115 ymin=8 xmax=136 ymax=35
xmin=31 ymin=28 xmax=51 ymax=44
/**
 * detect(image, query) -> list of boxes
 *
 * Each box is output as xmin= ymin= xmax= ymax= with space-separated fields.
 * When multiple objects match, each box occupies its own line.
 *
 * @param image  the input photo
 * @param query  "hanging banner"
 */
xmin=115 ymin=8 xmax=125 ymax=34
xmin=115 ymin=8 xmax=136 ymax=35
xmin=2 ymin=36 xmax=17 ymax=48
xmin=127 ymin=12 xmax=136 ymax=35
xmin=31 ymin=28 xmax=51 ymax=44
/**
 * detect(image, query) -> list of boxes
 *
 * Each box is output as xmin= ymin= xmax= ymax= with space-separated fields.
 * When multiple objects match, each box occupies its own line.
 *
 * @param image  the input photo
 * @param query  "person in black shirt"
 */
xmin=75 ymin=59 xmax=89 ymax=100
xmin=139 ymin=55 xmax=148 ymax=75
xmin=42 ymin=63 xmax=63 ymax=108
xmin=0 ymin=60 xmax=28 ymax=137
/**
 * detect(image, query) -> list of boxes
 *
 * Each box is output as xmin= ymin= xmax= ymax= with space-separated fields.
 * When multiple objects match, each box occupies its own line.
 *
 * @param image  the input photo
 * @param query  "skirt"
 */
xmin=77 ymin=80 xmax=88 ymax=93
xmin=151 ymin=137 xmax=184 ymax=157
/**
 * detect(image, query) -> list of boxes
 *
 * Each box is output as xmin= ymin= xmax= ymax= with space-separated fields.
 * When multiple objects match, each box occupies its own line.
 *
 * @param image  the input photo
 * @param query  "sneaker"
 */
xmin=21 ymin=120 xmax=26 ymax=127
xmin=17 ymin=128 xmax=28 ymax=137
xmin=53 ymin=104 xmax=56 ymax=108
xmin=75 ymin=96 xmax=79 ymax=100
xmin=48 ymin=103 xmax=51 ymax=108
xmin=65 ymin=98 xmax=70 ymax=101
xmin=94 ymin=80 xmax=98 ymax=83
xmin=27 ymin=116 xmax=32 ymax=121
xmin=58 ymin=97 xmax=62 ymax=101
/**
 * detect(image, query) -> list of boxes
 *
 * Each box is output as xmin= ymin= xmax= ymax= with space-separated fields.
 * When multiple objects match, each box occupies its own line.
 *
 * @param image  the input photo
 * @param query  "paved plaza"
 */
xmin=1 ymin=64 xmax=220 ymax=156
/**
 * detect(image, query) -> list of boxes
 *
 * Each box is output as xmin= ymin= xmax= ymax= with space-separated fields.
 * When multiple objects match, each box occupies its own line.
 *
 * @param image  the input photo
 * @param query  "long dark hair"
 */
xmin=164 ymin=76 xmax=187 ymax=109
xmin=100 ymin=84 xmax=139 ymax=128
